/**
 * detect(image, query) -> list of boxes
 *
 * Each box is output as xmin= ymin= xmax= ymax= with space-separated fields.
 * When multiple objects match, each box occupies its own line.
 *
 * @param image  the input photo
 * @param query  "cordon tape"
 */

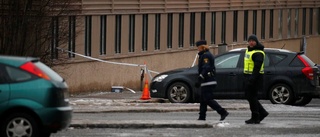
xmin=56 ymin=47 xmax=159 ymax=93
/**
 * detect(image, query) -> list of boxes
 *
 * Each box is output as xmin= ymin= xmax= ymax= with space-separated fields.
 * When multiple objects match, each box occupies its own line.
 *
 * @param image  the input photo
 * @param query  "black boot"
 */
xmin=197 ymin=116 xmax=205 ymax=121
xmin=218 ymin=108 xmax=229 ymax=121
xmin=197 ymin=118 xmax=205 ymax=121
xmin=245 ymin=112 xmax=260 ymax=124
xmin=198 ymin=113 xmax=206 ymax=121
xmin=259 ymin=111 xmax=269 ymax=122
xmin=258 ymin=104 xmax=269 ymax=122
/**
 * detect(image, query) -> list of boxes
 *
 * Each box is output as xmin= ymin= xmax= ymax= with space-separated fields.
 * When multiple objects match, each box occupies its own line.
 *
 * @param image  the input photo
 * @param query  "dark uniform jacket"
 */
xmin=246 ymin=41 xmax=265 ymax=84
xmin=198 ymin=49 xmax=217 ymax=87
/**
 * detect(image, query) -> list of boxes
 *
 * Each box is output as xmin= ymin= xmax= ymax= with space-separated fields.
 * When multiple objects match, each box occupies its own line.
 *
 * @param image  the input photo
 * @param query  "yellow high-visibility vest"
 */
xmin=243 ymin=49 xmax=265 ymax=74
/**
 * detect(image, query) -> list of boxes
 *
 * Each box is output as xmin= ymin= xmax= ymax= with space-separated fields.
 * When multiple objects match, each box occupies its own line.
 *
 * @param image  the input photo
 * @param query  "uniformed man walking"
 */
xmin=244 ymin=34 xmax=269 ymax=124
xmin=195 ymin=40 xmax=229 ymax=121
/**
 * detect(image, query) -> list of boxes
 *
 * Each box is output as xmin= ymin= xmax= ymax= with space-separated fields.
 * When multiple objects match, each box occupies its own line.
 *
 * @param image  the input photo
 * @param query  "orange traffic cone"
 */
xmin=140 ymin=79 xmax=151 ymax=100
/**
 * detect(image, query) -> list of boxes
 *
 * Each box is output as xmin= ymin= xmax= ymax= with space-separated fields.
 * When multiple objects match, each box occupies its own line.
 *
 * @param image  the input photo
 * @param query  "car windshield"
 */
xmin=33 ymin=61 xmax=64 ymax=82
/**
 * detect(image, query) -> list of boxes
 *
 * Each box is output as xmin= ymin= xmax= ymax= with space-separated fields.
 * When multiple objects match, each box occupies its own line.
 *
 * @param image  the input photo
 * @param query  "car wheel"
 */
xmin=167 ymin=82 xmax=191 ymax=103
xmin=294 ymin=96 xmax=312 ymax=106
xmin=1 ymin=112 xmax=40 ymax=137
xmin=269 ymin=83 xmax=295 ymax=105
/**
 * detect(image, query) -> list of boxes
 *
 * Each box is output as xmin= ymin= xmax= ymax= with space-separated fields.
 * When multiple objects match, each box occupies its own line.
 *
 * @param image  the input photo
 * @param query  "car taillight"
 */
xmin=298 ymin=55 xmax=313 ymax=80
xmin=20 ymin=62 xmax=51 ymax=80
xmin=301 ymin=67 xmax=314 ymax=80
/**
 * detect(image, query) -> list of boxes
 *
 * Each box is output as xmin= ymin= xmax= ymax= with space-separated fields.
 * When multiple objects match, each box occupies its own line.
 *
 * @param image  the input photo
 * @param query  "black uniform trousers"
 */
xmin=244 ymin=74 xmax=267 ymax=115
xmin=199 ymin=85 xmax=223 ymax=119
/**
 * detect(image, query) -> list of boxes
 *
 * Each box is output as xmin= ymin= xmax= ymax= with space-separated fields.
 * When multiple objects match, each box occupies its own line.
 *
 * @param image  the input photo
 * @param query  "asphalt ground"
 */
xmin=69 ymin=90 xmax=250 ymax=128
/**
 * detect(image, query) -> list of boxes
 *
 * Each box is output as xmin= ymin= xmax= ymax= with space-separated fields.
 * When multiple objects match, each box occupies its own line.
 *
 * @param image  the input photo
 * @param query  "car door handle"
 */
xmin=265 ymin=71 xmax=272 ymax=75
xmin=229 ymin=73 xmax=236 ymax=76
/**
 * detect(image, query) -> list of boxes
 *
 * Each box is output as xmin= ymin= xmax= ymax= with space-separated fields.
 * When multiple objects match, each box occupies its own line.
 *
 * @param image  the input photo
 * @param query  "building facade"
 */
xmin=53 ymin=0 xmax=320 ymax=93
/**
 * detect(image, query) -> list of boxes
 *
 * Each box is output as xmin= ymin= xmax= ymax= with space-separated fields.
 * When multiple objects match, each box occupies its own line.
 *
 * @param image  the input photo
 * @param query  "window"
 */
xmin=115 ymin=15 xmax=121 ymax=54
xmin=302 ymin=8 xmax=306 ymax=35
xmin=155 ymin=14 xmax=161 ymax=50
xmin=68 ymin=16 xmax=76 ymax=58
xmin=253 ymin=10 xmax=257 ymax=35
xmin=261 ymin=10 xmax=266 ymax=39
xmin=129 ymin=15 xmax=135 ymax=52
xmin=289 ymin=56 xmax=304 ymax=67
xmin=309 ymin=8 xmax=313 ymax=35
xmin=221 ymin=11 xmax=226 ymax=43
xmin=0 ymin=65 xmax=8 ymax=84
xmin=269 ymin=10 xmax=274 ymax=38
xmin=318 ymin=8 xmax=320 ymax=35
xmin=278 ymin=10 xmax=283 ymax=39
xmin=295 ymin=9 xmax=299 ymax=37
xmin=244 ymin=10 xmax=248 ymax=41
xmin=287 ymin=9 xmax=291 ymax=38
xmin=215 ymin=53 xmax=240 ymax=69
xmin=167 ymin=13 xmax=173 ymax=49
xmin=190 ymin=13 xmax=195 ymax=46
xmin=200 ymin=12 xmax=206 ymax=40
xmin=100 ymin=15 xmax=106 ymax=55
xmin=142 ymin=14 xmax=148 ymax=51
xmin=85 ymin=16 xmax=92 ymax=56
xmin=51 ymin=16 xmax=59 ymax=59
xmin=233 ymin=11 xmax=238 ymax=42
xmin=178 ymin=13 xmax=184 ymax=48
xmin=264 ymin=54 xmax=270 ymax=67
xmin=270 ymin=54 xmax=286 ymax=65
xmin=317 ymin=8 xmax=320 ymax=34
xmin=211 ymin=12 xmax=216 ymax=44
xmin=6 ymin=66 xmax=32 ymax=82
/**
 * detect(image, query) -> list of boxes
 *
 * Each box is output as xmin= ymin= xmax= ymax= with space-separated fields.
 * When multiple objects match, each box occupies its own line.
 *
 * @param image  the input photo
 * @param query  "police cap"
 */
xmin=196 ymin=40 xmax=207 ymax=47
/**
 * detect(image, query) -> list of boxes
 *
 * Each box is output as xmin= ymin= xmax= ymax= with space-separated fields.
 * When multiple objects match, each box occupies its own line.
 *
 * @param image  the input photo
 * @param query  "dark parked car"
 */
xmin=0 ymin=55 xmax=72 ymax=137
xmin=150 ymin=48 xmax=320 ymax=106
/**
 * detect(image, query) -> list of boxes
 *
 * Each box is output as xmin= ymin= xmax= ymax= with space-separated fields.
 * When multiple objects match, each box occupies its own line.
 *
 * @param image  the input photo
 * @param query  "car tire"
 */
xmin=294 ymin=96 xmax=312 ymax=106
xmin=0 ymin=112 xmax=40 ymax=137
xmin=167 ymin=82 xmax=191 ymax=103
xmin=269 ymin=83 xmax=295 ymax=105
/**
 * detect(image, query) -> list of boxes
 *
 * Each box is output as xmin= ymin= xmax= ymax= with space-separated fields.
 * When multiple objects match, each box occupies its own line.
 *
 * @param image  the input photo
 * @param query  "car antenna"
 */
xmin=281 ymin=44 xmax=286 ymax=49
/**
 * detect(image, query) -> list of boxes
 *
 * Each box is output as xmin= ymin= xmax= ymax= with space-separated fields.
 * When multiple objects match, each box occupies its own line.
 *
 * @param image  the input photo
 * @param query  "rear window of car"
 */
xmin=33 ymin=62 xmax=64 ymax=82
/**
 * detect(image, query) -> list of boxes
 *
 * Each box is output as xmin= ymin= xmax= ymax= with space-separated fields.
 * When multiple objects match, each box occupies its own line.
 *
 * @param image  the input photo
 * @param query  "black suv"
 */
xmin=150 ymin=48 xmax=320 ymax=106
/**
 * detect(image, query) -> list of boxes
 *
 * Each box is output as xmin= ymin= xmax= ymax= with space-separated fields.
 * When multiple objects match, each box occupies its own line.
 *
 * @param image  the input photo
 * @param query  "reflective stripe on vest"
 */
xmin=243 ymin=49 xmax=265 ymax=74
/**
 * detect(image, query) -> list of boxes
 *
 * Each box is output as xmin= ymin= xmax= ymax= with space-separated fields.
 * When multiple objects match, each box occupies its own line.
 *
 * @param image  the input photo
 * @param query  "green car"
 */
xmin=0 ymin=55 xmax=72 ymax=137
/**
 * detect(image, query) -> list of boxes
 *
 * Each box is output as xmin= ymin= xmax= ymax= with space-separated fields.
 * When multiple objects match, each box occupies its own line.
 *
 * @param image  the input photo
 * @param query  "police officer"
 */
xmin=195 ymin=40 xmax=229 ymax=121
xmin=244 ymin=34 xmax=269 ymax=124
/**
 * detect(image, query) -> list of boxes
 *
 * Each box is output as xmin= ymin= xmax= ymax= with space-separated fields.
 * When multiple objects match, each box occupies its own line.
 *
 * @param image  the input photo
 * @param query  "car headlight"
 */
xmin=153 ymin=75 xmax=168 ymax=82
